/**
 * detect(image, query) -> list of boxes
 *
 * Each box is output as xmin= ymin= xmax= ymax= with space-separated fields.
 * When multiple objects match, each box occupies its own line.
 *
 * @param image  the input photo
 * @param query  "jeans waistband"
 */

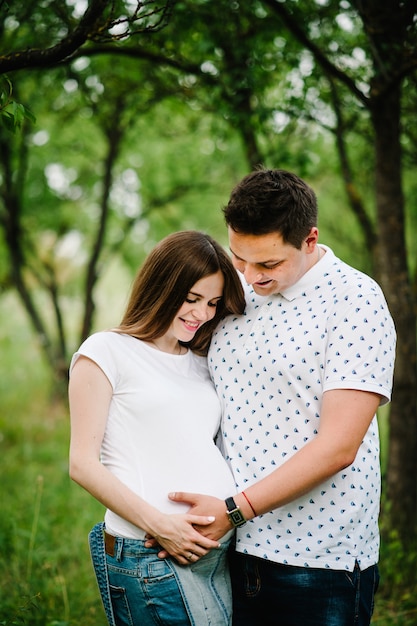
xmin=104 ymin=531 xmax=157 ymax=559
xmin=104 ymin=531 xmax=117 ymax=557
xmin=104 ymin=530 xmax=233 ymax=562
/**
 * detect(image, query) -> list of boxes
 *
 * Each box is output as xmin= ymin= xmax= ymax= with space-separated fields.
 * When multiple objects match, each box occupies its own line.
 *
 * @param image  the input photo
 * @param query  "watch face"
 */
xmin=229 ymin=509 xmax=246 ymax=526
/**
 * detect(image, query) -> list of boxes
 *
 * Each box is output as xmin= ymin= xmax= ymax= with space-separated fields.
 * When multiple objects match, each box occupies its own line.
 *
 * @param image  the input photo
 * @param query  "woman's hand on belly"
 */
xmin=148 ymin=509 xmax=222 ymax=565
xmin=145 ymin=493 xmax=233 ymax=561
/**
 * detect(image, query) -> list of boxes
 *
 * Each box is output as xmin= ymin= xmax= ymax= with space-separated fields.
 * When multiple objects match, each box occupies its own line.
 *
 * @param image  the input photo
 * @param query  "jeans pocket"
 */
xmin=108 ymin=584 xmax=135 ymax=626
xmin=107 ymin=554 xmax=191 ymax=626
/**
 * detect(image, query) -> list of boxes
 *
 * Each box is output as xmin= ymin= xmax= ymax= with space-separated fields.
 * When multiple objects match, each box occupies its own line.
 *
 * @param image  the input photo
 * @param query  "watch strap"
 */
xmin=225 ymin=497 xmax=237 ymax=512
xmin=225 ymin=496 xmax=247 ymax=527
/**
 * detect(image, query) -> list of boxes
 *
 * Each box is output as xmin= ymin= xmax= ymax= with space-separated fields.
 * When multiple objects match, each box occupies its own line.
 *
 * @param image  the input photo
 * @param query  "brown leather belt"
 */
xmin=104 ymin=531 xmax=116 ymax=557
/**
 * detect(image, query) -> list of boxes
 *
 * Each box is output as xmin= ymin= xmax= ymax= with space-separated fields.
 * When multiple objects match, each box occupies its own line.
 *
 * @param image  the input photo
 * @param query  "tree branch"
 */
xmin=0 ymin=0 xmax=109 ymax=72
xmin=262 ymin=0 xmax=370 ymax=107
xmin=0 ymin=0 xmax=175 ymax=74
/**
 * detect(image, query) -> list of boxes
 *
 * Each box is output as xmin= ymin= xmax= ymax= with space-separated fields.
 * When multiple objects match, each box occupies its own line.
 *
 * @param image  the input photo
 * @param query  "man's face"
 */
xmin=228 ymin=227 xmax=318 ymax=296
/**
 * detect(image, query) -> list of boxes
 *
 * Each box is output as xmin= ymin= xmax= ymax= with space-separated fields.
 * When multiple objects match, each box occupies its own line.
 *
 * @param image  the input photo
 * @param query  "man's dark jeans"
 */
xmin=229 ymin=551 xmax=379 ymax=626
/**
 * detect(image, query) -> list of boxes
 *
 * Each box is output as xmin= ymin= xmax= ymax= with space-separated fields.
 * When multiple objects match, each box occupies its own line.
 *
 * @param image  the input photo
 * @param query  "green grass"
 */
xmin=0 ymin=302 xmax=107 ymax=625
xmin=0 ymin=399 xmax=107 ymax=625
xmin=0 ymin=300 xmax=416 ymax=625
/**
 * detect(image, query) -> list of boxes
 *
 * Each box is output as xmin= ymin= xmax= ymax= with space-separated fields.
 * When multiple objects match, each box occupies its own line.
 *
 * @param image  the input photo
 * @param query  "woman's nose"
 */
xmin=193 ymin=301 xmax=211 ymax=321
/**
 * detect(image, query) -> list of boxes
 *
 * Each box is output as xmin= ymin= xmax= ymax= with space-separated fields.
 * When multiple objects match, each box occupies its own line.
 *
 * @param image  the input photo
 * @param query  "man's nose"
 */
xmin=243 ymin=264 xmax=262 ymax=284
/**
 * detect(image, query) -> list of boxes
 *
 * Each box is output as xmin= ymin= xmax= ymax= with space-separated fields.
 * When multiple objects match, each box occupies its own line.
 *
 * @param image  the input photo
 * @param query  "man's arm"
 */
xmin=169 ymin=388 xmax=382 ymax=540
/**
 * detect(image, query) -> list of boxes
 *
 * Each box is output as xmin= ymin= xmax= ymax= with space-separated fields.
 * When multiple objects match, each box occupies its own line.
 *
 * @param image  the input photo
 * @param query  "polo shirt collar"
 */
xmin=279 ymin=244 xmax=334 ymax=302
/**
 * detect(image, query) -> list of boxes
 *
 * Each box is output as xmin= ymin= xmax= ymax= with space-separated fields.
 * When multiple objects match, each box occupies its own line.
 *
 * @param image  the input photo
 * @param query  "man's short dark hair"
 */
xmin=223 ymin=168 xmax=318 ymax=249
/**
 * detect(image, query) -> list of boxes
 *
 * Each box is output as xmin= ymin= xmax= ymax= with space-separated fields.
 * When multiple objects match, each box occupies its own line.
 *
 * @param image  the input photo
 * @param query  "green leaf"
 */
xmin=0 ymin=100 xmax=36 ymax=133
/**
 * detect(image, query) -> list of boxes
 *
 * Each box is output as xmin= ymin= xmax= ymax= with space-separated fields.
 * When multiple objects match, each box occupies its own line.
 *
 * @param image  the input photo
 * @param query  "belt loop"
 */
xmin=116 ymin=537 xmax=123 ymax=562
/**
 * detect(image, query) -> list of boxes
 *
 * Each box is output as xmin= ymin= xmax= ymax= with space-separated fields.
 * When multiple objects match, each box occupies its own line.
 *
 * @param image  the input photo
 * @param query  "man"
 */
xmin=170 ymin=169 xmax=396 ymax=625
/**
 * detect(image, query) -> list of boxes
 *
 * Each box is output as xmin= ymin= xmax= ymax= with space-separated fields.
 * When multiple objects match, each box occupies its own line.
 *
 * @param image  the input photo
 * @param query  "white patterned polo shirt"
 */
xmin=208 ymin=246 xmax=396 ymax=571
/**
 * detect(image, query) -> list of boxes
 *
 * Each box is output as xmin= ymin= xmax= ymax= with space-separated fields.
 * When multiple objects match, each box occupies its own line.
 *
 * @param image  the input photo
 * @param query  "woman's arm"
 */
xmin=69 ymin=355 xmax=220 ymax=564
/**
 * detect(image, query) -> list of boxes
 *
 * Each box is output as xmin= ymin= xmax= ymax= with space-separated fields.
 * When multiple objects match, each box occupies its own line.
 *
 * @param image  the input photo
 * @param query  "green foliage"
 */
xmin=372 ymin=528 xmax=417 ymax=625
xmin=0 ymin=76 xmax=35 ymax=133
xmin=2 ymin=0 xmax=415 ymax=375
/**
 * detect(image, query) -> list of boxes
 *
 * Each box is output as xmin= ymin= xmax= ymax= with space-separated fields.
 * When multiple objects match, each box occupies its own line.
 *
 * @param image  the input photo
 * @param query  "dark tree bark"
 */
xmin=370 ymin=86 xmax=417 ymax=535
xmin=359 ymin=0 xmax=417 ymax=537
xmin=80 ymin=123 xmax=123 ymax=342
xmin=0 ymin=130 xmax=61 ymax=374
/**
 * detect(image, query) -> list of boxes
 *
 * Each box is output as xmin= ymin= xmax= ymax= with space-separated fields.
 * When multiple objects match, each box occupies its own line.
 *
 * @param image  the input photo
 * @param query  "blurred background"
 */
xmin=1 ymin=1 xmax=416 ymax=623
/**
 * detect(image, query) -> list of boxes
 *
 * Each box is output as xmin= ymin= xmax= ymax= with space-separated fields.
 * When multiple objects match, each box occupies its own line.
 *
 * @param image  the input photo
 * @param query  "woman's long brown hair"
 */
xmin=115 ymin=230 xmax=245 ymax=355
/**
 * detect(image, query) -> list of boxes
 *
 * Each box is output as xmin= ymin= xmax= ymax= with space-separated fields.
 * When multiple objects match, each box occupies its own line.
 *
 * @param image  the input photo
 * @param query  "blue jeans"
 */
xmin=88 ymin=522 xmax=232 ymax=626
xmin=229 ymin=551 xmax=379 ymax=626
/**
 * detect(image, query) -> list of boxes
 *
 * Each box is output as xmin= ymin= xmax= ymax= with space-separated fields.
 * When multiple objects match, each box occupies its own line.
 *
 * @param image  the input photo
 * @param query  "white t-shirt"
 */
xmin=208 ymin=246 xmax=396 ymax=571
xmin=70 ymin=331 xmax=236 ymax=540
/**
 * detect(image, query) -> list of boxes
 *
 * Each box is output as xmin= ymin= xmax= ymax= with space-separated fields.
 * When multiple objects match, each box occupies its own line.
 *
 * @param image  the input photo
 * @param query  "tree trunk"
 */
xmin=370 ymin=86 xmax=417 ymax=538
xmin=80 ymin=122 xmax=123 ymax=343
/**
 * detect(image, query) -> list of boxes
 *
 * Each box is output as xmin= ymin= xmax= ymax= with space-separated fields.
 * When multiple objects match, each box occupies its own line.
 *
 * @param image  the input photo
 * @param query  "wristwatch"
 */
xmin=225 ymin=496 xmax=247 ymax=528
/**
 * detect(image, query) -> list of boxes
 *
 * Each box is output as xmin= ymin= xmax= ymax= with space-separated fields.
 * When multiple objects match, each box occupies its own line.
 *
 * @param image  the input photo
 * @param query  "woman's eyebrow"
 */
xmin=188 ymin=290 xmax=222 ymax=299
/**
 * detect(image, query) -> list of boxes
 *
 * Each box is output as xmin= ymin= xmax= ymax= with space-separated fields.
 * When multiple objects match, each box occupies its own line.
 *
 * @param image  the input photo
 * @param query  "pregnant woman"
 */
xmin=68 ymin=230 xmax=245 ymax=626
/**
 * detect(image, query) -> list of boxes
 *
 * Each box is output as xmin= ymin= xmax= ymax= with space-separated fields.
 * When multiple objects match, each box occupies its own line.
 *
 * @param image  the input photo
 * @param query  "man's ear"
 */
xmin=305 ymin=227 xmax=319 ymax=252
